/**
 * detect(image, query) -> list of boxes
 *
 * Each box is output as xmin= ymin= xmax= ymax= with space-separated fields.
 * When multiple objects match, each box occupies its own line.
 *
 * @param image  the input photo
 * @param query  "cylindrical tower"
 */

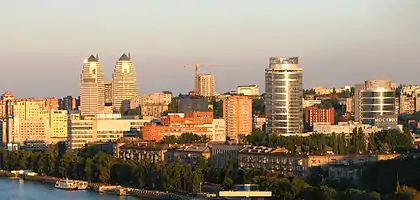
xmin=265 ymin=57 xmax=303 ymax=135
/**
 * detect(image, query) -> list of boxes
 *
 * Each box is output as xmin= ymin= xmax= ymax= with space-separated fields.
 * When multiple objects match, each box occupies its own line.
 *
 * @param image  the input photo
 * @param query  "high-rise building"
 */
xmin=112 ymin=53 xmax=138 ymax=113
xmin=104 ymin=82 xmax=113 ymax=106
xmin=223 ymin=96 xmax=252 ymax=141
xmin=265 ymin=57 xmax=303 ymax=135
xmin=198 ymin=74 xmax=215 ymax=97
xmin=79 ymin=55 xmax=105 ymax=116
xmin=60 ymin=96 xmax=77 ymax=111
xmin=354 ymin=79 xmax=397 ymax=129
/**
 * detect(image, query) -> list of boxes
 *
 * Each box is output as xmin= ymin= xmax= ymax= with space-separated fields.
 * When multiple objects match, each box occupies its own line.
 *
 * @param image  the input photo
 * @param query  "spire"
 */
xmin=87 ymin=54 xmax=98 ymax=62
xmin=119 ymin=53 xmax=131 ymax=61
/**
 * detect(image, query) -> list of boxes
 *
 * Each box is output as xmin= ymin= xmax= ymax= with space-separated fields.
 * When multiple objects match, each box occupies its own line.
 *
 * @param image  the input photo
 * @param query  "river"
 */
xmin=0 ymin=178 xmax=142 ymax=200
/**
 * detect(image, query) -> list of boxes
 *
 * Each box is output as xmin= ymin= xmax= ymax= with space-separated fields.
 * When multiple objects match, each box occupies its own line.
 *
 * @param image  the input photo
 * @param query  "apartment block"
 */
xmin=178 ymin=95 xmax=209 ymax=113
xmin=238 ymin=145 xmax=399 ymax=177
xmin=130 ymin=92 xmax=172 ymax=118
xmin=305 ymin=106 xmax=335 ymax=128
xmin=40 ymin=110 xmax=68 ymax=139
xmin=141 ymin=111 xmax=225 ymax=142
xmin=223 ymin=96 xmax=252 ymax=141
xmin=198 ymin=74 xmax=215 ymax=97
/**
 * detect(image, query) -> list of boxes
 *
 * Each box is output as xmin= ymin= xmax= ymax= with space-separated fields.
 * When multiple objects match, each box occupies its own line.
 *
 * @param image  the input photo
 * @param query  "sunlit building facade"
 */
xmin=265 ymin=57 xmax=303 ymax=135
xmin=79 ymin=55 xmax=105 ymax=116
xmin=112 ymin=53 xmax=138 ymax=113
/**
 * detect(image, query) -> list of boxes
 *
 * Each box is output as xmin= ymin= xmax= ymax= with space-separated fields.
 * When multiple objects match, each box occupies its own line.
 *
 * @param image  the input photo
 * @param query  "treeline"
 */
xmin=0 ymin=146 xmax=202 ymax=193
xmin=2 ymin=144 xmax=420 ymax=199
xmin=246 ymin=129 xmax=413 ymax=154
xmin=161 ymin=132 xmax=209 ymax=144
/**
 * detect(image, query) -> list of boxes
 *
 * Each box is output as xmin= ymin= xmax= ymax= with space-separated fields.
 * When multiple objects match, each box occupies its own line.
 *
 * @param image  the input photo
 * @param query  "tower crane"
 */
xmin=184 ymin=63 xmax=216 ymax=95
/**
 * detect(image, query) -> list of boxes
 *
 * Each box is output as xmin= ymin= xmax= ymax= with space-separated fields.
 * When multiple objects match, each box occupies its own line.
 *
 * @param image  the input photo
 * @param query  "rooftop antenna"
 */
xmin=128 ymin=52 xmax=131 ymax=59
xmin=96 ymin=53 xmax=99 ymax=60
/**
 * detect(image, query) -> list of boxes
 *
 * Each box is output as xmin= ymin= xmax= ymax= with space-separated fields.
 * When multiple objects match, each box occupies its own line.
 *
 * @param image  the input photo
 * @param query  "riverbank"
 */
xmin=0 ymin=170 xmax=195 ymax=200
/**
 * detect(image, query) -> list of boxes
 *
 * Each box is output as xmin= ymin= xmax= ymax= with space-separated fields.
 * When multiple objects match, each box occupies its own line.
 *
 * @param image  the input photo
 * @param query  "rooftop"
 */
xmin=119 ymin=53 xmax=131 ymax=61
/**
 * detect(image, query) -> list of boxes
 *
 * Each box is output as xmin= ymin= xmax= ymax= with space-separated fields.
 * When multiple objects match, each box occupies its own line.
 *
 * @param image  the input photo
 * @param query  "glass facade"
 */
xmin=360 ymin=89 xmax=396 ymax=125
xmin=265 ymin=57 xmax=303 ymax=135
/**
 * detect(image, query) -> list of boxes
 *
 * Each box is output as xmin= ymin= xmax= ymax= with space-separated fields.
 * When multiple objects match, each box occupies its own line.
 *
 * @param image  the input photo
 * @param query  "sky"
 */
xmin=0 ymin=0 xmax=419 ymax=98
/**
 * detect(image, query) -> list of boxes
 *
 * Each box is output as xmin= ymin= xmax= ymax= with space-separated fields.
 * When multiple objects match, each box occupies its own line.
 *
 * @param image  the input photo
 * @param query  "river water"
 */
xmin=0 ymin=178 xmax=141 ymax=200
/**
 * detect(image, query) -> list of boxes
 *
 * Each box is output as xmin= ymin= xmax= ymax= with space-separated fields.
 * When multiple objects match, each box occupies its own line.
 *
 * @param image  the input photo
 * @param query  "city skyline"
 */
xmin=1 ymin=0 xmax=419 ymax=97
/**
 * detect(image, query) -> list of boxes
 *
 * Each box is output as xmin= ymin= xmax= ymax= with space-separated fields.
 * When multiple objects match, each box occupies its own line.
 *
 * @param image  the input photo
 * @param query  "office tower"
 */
xmin=112 ymin=53 xmax=138 ymax=113
xmin=354 ymin=79 xmax=397 ymax=129
xmin=223 ymin=96 xmax=252 ymax=141
xmin=265 ymin=57 xmax=303 ymax=135
xmin=60 ymin=96 xmax=77 ymax=111
xmin=198 ymin=74 xmax=215 ymax=97
xmin=79 ymin=54 xmax=105 ymax=116
xmin=104 ymin=82 xmax=113 ymax=106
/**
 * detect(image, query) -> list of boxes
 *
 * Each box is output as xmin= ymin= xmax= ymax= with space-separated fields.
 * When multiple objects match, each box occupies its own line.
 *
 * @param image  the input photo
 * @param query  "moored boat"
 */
xmin=54 ymin=178 xmax=78 ymax=190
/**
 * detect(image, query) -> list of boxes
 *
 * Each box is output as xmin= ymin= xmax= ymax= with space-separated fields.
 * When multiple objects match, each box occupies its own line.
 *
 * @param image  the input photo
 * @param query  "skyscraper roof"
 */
xmin=87 ymin=54 xmax=98 ymax=62
xmin=119 ymin=53 xmax=131 ymax=61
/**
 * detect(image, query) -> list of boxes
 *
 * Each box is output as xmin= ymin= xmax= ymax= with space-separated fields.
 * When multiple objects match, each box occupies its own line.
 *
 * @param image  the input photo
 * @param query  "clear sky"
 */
xmin=0 ymin=0 xmax=419 ymax=97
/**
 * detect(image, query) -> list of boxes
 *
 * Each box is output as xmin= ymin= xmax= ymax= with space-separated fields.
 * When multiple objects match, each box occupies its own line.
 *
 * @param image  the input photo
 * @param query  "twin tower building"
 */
xmin=79 ymin=53 xmax=137 ymax=116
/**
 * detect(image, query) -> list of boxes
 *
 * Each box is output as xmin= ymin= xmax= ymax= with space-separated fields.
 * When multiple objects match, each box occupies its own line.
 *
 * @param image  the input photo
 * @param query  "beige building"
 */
xmin=79 ymin=55 xmax=105 ymax=116
xmin=13 ymin=118 xmax=51 ymax=144
xmin=211 ymin=119 xmax=227 ymax=142
xmin=130 ymin=92 xmax=172 ymax=118
xmin=346 ymin=97 xmax=353 ymax=113
xmin=198 ymin=74 xmax=215 ymax=97
xmin=237 ymin=85 xmax=259 ymax=96
xmin=400 ymin=94 xmax=415 ymax=114
xmin=223 ymin=96 xmax=252 ymax=140
xmin=313 ymin=121 xmax=382 ymax=135
xmin=104 ymin=82 xmax=113 ymax=105
xmin=40 ymin=110 xmax=68 ymax=139
xmin=112 ymin=53 xmax=138 ymax=113
xmin=4 ymin=101 xmax=69 ymax=144
xmin=68 ymin=115 xmax=151 ymax=150
xmin=13 ymin=101 xmax=42 ymax=120
xmin=303 ymin=99 xmax=322 ymax=108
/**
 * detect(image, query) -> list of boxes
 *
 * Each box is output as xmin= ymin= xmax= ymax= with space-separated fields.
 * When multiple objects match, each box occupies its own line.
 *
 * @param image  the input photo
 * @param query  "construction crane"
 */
xmin=184 ymin=63 xmax=216 ymax=95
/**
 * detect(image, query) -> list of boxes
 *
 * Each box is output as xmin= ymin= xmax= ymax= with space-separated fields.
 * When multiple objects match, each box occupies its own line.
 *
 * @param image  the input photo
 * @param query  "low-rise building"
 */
xmin=313 ymin=121 xmax=381 ymax=134
xmin=165 ymin=144 xmax=210 ymax=166
xmin=303 ymin=99 xmax=321 ymax=108
xmin=141 ymin=111 xmax=225 ymax=142
xmin=253 ymin=115 xmax=266 ymax=130
xmin=210 ymin=144 xmax=244 ymax=168
xmin=67 ymin=115 xmax=150 ymax=150
xmin=237 ymin=85 xmax=259 ymax=96
xmin=238 ymin=145 xmax=399 ymax=177
xmin=118 ymin=141 xmax=169 ymax=164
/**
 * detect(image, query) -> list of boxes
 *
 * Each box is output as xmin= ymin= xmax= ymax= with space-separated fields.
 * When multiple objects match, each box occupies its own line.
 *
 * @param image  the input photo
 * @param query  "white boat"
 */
xmin=54 ymin=178 xmax=78 ymax=190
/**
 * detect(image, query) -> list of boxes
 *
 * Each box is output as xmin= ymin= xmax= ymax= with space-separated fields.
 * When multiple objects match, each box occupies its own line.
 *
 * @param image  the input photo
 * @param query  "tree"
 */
xmin=303 ymin=186 xmax=337 ymax=200
xmin=211 ymin=99 xmax=223 ymax=118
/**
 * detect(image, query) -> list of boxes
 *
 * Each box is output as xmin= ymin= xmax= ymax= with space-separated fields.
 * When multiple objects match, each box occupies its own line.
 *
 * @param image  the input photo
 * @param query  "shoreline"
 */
xmin=0 ymin=170 xmax=192 ymax=200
